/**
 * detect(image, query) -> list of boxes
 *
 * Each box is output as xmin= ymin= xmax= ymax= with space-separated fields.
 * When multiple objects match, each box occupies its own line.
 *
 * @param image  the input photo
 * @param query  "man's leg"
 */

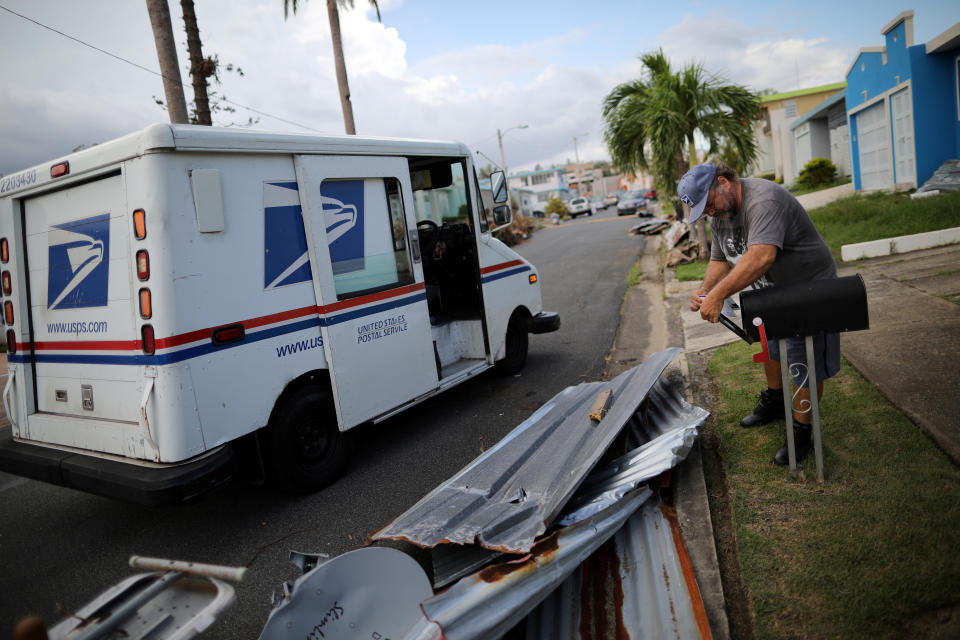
xmin=792 ymin=382 xmax=825 ymax=423
xmin=740 ymin=359 xmax=786 ymax=427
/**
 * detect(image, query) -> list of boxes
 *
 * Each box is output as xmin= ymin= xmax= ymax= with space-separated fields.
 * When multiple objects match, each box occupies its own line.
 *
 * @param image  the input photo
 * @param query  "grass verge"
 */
xmin=708 ymin=341 xmax=960 ymax=639
xmin=674 ymin=261 xmax=708 ymax=282
xmin=809 ymin=190 xmax=960 ymax=259
xmin=788 ymin=176 xmax=851 ymax=197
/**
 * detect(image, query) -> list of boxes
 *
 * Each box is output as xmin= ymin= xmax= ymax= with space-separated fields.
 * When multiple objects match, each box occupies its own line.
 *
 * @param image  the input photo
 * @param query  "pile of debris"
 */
xmin=629 ymin=218 xmax=672 ymax=236
xmin=35 ymin=350 xmax=712 ymax=640
xmin=262 ymin=348 xmax=712 ymax=640
xmin=913 ymin=158 xmax=960 ymax=197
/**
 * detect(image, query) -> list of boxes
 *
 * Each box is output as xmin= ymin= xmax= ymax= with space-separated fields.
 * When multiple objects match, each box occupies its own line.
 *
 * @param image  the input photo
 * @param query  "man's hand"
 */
xmin=699 ymin=292 xmax=723 ymax=323
xmin=689 ymin=291 xmax=706 ymax=311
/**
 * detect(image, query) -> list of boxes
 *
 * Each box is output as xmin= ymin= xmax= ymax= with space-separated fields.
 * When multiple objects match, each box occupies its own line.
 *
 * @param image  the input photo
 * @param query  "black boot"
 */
xmin=740 ymin=387 xmax=785 ymax=427
xmin=774 ymin=422 xmax=812 ymax=466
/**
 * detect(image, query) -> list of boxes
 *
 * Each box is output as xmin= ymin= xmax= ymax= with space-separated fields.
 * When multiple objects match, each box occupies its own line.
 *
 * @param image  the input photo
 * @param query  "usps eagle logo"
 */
xmin=680 ymin=194 xmax=694 ymax=206
xmin=47 ymin=214 xmax=110 ymax=310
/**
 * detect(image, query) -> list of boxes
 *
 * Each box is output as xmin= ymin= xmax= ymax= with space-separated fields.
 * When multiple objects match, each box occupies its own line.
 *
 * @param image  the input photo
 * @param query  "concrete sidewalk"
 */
xmin=838 ymin=243 xmax=960 ymax=464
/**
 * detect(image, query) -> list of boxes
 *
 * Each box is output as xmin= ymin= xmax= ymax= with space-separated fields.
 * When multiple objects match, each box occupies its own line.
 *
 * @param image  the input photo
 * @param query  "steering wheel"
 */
xmin=417 ymin=219 xmax=440 ymax=256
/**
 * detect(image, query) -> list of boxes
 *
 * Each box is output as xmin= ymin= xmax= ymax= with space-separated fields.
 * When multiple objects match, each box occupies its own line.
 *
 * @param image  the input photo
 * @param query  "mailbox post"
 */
xmin=737 ymin=275 xmax=869 ymax=482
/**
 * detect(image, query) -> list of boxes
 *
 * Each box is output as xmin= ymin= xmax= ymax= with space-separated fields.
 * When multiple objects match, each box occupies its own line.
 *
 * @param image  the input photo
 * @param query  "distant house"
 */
xmin=845 ymin=11 xmax=960 ymax=191
xmin=507 ymin=168 xmax=569 ymax=215
xmin=750 ymin=82 xmax=847 ymax=184
xmin=790 ymin=90 xmax=852 ymax=179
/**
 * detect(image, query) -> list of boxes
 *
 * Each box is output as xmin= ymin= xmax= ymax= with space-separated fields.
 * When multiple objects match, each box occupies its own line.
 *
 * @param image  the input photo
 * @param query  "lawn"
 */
xmin=808 ymin=190 xmax=960 ymax=259
xmin=706 ymin=342 xmax=960 ymax=639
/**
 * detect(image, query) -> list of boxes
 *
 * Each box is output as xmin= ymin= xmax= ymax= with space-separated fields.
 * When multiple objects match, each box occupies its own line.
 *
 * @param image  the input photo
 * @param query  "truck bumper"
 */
xmin=529 ymin=311 xmax=561 ymax=334
xmin=0 ymin=429 xmax=237 ymax=506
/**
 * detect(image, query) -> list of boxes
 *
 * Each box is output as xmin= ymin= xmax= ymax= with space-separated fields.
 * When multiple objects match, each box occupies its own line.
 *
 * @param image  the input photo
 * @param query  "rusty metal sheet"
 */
xmin=403 ymin=487 xmax=654 ymax=640
xmin=526 ymin=497 xmax=712 ymax=639
xmin=556 ymin=377 xmax=708 ymax=526
xmin=371 ymin=348 xmax=681 ymax=554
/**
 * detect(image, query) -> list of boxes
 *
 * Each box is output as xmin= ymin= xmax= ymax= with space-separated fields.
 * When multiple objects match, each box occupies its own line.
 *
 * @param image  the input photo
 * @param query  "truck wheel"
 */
xmin=496 ymin=313 xmax=529 ymax=375
xmin=268 ymin=385 xmax=352 ymax=492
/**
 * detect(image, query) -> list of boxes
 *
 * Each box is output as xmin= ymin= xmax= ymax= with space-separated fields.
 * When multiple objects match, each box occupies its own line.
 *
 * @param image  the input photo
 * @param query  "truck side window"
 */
xmin=320 ymin=177 xmax=414 ymax=300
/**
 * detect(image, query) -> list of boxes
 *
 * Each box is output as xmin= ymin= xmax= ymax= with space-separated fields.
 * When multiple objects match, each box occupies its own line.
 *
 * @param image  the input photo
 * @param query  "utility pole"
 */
xmin=497 ymin=124 xmax=528 ymax=211
xmin=573 ymin=132 xmax=588 ymax=197
xmin=146 ymin=0 xmax=189 ymax=124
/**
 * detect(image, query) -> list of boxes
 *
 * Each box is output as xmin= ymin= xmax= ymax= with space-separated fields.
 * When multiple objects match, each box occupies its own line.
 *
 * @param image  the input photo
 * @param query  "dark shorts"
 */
xmin=768 ymin=333 xmax=841 ymax=388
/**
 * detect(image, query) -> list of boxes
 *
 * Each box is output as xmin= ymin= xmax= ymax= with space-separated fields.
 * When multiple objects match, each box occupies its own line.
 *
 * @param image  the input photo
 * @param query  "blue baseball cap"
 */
xmin=677 ymin=164 xmax=717 ymax=224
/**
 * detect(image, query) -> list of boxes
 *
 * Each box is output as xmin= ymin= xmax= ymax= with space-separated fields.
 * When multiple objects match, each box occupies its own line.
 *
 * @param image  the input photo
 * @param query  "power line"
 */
xmin=0 ymin=3 xmax=325 ymax=133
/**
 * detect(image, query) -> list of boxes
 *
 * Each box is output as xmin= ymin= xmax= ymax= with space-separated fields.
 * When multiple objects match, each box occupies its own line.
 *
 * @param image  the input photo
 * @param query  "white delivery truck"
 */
xmin=0 ymin=124 xmax=559 ymax=505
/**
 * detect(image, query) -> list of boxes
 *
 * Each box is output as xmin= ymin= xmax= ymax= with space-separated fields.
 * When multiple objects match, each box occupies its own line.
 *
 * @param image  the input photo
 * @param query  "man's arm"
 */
xmin=689 ymin=260 xmax=731 ymax=311
xmin=699 ymin=244 xmax=777 ymax=322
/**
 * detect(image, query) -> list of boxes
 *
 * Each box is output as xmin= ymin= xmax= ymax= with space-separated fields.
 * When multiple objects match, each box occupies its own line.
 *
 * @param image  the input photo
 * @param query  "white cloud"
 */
xmin=658 ymin=11 xmax=851 ymax=92
xmin=0 ymin=2 xmax=858 ymax=178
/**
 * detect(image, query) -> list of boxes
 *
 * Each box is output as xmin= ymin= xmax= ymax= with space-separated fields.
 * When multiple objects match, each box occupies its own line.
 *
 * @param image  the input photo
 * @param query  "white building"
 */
xmin=508 ymin=168 xmax=569 ymax=215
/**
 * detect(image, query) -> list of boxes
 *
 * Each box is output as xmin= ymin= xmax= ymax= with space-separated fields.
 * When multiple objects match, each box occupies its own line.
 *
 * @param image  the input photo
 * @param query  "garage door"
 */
xmin=856 ymin=101 xmax=892 ymax=191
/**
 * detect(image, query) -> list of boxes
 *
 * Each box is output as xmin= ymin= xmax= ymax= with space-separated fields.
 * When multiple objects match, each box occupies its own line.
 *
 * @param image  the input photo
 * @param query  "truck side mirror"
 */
xmin=490 ymin=171 xmax=508 ymax=204
xmin=492 ymin=205 xmax=512 ymax=226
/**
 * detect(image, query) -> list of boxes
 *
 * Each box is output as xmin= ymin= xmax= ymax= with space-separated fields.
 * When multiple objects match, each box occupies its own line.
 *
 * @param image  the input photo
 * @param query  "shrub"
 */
xmin=796 ymin=157 xmax=837 ymax=188
xmin=755 ymin=172 xmax=776 ymax=181
xmin=544 ymin=195 xmax=568 ymax=217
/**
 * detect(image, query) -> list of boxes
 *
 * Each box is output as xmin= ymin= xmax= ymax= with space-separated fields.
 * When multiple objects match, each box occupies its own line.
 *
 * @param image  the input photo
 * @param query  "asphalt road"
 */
xmin=0 ymin=204 xmax=648 ymax=638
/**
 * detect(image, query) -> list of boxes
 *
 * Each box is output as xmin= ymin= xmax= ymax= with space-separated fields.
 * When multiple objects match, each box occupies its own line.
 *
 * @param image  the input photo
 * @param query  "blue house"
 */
xmin=845 ymin=11 xmax=960 ymax=191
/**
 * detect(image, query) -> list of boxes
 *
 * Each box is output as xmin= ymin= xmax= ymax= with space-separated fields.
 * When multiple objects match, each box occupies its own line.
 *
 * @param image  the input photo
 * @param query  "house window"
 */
xmin=530 ymin=173 xmax=551 ymax=186
xmin=784 ymin=100 xmax=798 ymax=119
xmin=521 ymin=176 xmax=529 ymax=186
xmin=537 ymin=192 xmax=551 ymax=202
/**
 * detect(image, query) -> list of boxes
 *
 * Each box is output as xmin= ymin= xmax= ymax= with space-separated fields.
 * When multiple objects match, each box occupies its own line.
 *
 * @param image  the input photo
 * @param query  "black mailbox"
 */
xmin=739 ymin=274 xmax=869 ymax=342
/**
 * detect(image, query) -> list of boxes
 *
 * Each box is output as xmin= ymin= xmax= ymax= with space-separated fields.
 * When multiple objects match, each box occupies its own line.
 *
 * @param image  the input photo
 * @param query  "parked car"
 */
xmin=567 ymin=196 xmax=592 ymax=218
xmin=616 ymin=190 xmax=649 ymax=216
xmin=602 ymin=193 xmax=619 ymax=207
xmin=644 ymin=188 xmax=658 ymax=200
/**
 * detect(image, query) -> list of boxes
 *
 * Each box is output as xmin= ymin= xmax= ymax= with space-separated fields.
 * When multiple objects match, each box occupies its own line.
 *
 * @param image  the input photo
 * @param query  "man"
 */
xmin=679 ymin=163 xmax=839 ymax=465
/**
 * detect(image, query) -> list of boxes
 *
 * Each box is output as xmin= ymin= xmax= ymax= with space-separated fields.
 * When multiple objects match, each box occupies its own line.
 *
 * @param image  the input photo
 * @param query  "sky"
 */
xmin=1 ymin=0 xmax=958 ymax=177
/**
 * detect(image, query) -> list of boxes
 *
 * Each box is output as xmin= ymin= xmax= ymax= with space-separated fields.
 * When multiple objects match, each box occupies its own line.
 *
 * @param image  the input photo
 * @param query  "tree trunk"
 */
xmin=326 ymin=0 xmax=356 ymax=135
xmin=146 ymin=0 xmax=189 ymax=124
xmin=180 ymin=0 xmax=211 ymax=125
xmin=687 ymin=137 xmax=709 ymax=259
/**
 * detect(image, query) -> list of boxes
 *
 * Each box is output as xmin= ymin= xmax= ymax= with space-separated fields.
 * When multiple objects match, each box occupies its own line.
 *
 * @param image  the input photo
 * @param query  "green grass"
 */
xmin=674 ymin=261 xmax=707 ymax=282
xmin=787 ymin=176 xmax=851 ymax=197
xmin=809 ymin=190 xmax=960 ymax=259
xmin=626 ymin=261 xmax=642 ymax=286
xmin=708 ymin=342 xmax=960 ymax=639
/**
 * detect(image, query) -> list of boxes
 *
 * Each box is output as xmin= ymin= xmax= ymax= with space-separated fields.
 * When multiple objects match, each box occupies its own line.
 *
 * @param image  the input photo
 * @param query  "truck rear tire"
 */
xmin=496 ymin=313 xmax=529 ymax=375
xmin=268 ymin=385 xmax=352 ymax=492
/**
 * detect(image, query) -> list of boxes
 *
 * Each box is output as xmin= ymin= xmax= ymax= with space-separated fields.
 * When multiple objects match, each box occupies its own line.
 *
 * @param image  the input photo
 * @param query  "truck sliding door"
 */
xmin=294 ymin=155 xmax=438 ymax=429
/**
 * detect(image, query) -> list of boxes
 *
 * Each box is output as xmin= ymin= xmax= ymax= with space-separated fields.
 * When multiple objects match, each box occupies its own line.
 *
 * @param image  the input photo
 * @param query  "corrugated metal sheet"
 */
xmin=557 ymin=377 xmax=708 ymax=526
xmin=402 ymin=487 xmax=655 ymax=640
xmin=526 ymin=498 xmax=712 ymax=640
xmin=371 ymin=348 xmax=681 ymax=554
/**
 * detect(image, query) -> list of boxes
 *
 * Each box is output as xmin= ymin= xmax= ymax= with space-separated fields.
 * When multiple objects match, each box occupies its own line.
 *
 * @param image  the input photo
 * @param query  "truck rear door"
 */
xmin=294 ymin=155 xmax=438 ymax=428
xmin=22 ymin=173 xmax=139 ymax=423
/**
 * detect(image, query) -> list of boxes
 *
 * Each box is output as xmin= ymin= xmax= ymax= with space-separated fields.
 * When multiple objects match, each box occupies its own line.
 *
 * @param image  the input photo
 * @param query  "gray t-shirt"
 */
xmin=709 ymin=178 xmax=836 ymax=288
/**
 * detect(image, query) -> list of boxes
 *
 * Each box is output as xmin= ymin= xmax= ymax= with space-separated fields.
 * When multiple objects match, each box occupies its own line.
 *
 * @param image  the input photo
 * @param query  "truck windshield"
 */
xmin=409 ymin=159 xmax=473 ymax=231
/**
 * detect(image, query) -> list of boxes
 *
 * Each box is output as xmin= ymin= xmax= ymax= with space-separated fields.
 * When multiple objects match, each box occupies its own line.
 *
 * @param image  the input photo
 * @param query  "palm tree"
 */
xmin=283 ymin=0 xmax=381 ymax=135
xmin=603 ymin=49 xmax=761 ymax=253
xmin=146 ymin=0 xmax=189 ymax=124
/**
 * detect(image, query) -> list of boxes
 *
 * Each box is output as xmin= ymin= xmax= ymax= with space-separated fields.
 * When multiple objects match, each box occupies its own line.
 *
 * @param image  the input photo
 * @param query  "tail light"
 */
xmin=133 ymin=209 xmax=147 ymax=240
xmin=4 ymin=301 xmax=12 ymax=326
xmin=2 ymin=271 xmax=11 ymax=295
xmin=6 ymin=330 xmax=14 ymax=355
xmin=528 ymin=274 xmax=538 ymax=284
xmin=0 ymin=238 xmax=8 ymax=263
xmin=136 ymin=250 xmax=149 ymax=281
xmin=141 ymin=325 xmax=155 ymax=355
xmin=139 ymin=288 xmax=152 ymax=319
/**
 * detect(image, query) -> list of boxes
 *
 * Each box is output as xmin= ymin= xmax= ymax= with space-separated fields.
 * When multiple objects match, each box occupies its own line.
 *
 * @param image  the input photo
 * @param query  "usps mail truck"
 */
xmin=0 ymin=124 xmax=559 ymax=505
